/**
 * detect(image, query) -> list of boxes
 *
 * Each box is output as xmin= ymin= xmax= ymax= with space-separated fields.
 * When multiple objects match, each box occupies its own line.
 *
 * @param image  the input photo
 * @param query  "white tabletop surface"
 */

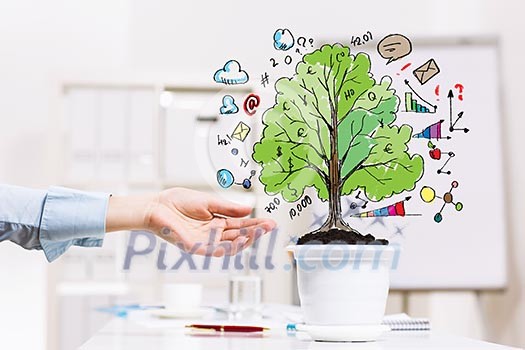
xmin=79 ymin=315 xmax=520 ymax=350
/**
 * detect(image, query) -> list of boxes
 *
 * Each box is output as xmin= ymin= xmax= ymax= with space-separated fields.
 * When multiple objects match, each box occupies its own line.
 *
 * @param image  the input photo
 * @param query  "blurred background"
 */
xmin=0 ymin=0 xmax=523 ymax=349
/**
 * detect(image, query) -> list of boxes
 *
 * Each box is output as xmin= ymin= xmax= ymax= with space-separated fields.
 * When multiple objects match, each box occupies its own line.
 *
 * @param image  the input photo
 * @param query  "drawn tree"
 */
xmin=252 ymin=44 xmax=424 ymax=232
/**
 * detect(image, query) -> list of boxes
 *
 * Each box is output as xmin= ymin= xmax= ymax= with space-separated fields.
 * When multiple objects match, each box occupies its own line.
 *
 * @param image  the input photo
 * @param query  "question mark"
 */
xmin=297 ymin=37 xmax=306 ymax=47
xmin=454 ymin=83 xmax=464 ymax=101
xmin=308 ymin=38 xmax=314 ymax=47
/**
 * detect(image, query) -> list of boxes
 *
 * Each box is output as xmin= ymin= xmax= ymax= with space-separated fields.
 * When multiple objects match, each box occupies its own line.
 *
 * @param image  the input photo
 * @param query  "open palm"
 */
xmin=145 ymin=188 xmax=275 ymax=256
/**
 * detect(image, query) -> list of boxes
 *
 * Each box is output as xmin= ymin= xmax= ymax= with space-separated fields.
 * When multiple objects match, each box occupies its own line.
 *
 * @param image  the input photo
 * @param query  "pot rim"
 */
xmin=287 ymin=244 xmax=399 ymax=263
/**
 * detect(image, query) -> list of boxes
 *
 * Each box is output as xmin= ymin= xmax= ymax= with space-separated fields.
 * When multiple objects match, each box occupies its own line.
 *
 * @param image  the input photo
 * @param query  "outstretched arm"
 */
xmin=0 ymin=185 xmax=275 ymax=262
xmin=0 ymin=185 xmax=109 ymax=261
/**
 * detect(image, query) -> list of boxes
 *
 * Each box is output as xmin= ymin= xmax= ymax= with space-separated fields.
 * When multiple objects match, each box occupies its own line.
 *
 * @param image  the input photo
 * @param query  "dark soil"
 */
xmin=296 ymin=228 xmax=389 ymax=245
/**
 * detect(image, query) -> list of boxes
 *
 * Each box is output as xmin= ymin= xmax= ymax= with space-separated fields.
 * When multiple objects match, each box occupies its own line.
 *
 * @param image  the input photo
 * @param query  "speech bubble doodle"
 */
xmin=377 ymin=34 xmax=412 ymax=64
xmin=273 ymin=29 xmax=294 ymax=51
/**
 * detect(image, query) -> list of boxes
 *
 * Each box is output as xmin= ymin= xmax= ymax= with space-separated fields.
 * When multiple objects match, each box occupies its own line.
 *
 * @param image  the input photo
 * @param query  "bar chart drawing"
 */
xmin=413 ymin=120 xmax=451 ymax=140
xmin=405 ymin=92 xmax=434 ymax=113
xmin=404 ymin=79 xmax=437 ymax=114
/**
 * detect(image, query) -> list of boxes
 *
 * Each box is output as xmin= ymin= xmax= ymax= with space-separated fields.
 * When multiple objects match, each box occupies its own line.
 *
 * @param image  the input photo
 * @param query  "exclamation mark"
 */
xmin=397 ymin=63 xmax=412 ymax=76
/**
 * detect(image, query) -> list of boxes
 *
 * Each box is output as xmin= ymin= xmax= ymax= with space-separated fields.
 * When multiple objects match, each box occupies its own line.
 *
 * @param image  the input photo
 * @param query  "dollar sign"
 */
xmin=288 ymin=157 xmax=293 ymax=171
xmin=276 ymin=146 xmax=282 ymax=157
xmin=287 ymin=183 xmax=298 ymax=197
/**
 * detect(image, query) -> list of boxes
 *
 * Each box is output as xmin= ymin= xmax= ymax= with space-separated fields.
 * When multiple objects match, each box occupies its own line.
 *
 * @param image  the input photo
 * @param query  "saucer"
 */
xmin=297 ymin=324 xmax=391 ymax=342
xmin=148 ymin=307 xmax=209 ymax=319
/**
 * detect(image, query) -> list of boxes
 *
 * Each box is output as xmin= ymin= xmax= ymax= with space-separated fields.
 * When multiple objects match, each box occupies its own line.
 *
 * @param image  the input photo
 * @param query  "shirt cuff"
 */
xmin=39 ymin=186 xmax=111 ymax=262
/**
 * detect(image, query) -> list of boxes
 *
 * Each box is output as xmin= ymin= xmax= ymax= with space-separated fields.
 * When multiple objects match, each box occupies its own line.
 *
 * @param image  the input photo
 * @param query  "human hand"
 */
xmin=106 ymin=188 xmax=276 ymax=256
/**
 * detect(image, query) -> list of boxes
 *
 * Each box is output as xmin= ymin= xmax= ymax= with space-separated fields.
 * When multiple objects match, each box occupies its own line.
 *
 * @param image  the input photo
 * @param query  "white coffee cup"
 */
xmin=162 ymin=283 xmax=202 ymax=311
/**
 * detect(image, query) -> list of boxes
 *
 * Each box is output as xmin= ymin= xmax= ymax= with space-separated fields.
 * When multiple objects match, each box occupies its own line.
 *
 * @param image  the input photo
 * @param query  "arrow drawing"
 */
xmin=448 ymin=90 xmax=469 ymax=133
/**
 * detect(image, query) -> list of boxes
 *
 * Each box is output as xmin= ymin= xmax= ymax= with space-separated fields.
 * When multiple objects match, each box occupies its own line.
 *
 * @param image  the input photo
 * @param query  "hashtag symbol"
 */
xmin=260 ymin=72 xmax=270 ymax=88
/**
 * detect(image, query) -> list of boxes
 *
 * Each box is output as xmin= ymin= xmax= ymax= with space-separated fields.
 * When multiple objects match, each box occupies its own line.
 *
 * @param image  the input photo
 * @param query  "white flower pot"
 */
xmin=289 ymin=244 xmax=397 ymax=326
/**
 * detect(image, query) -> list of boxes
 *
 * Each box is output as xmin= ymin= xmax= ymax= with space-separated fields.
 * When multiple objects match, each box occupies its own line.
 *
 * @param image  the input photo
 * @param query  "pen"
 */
xmin=185 ymin=324 xmax=269 ymax=333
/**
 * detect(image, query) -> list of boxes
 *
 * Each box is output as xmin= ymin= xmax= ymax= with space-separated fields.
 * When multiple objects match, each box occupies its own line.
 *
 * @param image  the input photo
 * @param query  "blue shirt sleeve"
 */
xmin=0 ymin=185 xmax=110 ymax=262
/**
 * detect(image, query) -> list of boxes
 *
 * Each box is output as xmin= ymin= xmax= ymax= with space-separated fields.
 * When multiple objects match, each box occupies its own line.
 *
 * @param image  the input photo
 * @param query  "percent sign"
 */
xmin=243 ymin=93 xmax=261 ymax=116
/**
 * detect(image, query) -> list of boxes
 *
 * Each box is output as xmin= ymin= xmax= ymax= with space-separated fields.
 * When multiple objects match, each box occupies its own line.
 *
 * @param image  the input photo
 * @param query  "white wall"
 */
xmin=0 ymin=0 xmax=129 ymax=185
xmin=0 ymin=1 xmax=128 ymax=349
xmin=477 ymin=1 xmax=525 ymax=344
xmin=0 ymin=0 xmax=523 ymax=348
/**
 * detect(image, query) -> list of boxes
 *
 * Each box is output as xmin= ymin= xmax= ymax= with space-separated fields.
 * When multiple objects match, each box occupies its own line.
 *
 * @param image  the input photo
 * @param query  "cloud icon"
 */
xmin=273 ymin=29 xmax=294 ymax=51
xmin=213 ymin=60 xmax=249 ymax=85
xmin=220 ymin=95 xmax=238 ymax=114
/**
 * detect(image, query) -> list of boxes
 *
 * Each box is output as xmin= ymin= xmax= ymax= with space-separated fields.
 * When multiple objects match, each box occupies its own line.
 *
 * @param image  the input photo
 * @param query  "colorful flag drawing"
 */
xmin=413 ymin=120 xmax=451 ymax=140
xmin=352 ymin=197 xmax=416 ymax=218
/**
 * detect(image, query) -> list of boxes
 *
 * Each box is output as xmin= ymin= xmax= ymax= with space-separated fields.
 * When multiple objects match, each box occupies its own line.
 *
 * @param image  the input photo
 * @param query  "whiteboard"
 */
xmin=200 ymin=38 xmax=507 ymax=290
xmin=307 ymin=38 xmax=507 ymax=290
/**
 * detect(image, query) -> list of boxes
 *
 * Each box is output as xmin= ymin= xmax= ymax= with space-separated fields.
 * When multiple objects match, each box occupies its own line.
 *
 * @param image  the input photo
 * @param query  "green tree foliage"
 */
xmin=253 ymin=44 xmax=423 ymax=223
xmin=340 ymin=123 xmax=423 ymax=200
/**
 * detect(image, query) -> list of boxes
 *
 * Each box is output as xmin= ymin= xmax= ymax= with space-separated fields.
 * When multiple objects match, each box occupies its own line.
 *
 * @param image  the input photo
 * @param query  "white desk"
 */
xmin=80 ymin=317 xmax=519 ymax=350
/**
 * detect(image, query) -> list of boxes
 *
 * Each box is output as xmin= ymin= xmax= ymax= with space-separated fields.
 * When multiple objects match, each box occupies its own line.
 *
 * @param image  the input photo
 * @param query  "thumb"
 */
xmin=208 ymin=197 xmax=252 ymax=218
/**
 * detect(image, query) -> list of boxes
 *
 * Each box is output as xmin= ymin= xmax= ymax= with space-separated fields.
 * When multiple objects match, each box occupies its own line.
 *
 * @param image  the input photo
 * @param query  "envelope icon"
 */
xmin=413 ymin=59 xmax=440 ymax=85
xmin=231 ymin=121 xmax=251 ymax=142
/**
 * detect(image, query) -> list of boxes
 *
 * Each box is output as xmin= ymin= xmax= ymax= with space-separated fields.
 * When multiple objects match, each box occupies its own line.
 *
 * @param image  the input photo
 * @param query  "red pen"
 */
xmin=185 ymin=324 xmax=269 ymax=333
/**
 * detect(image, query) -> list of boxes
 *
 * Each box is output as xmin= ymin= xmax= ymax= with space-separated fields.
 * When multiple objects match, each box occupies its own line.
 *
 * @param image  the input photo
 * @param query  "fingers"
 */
xmin=257 ymin=218 xmax=277 ymax=231
xmin=188 ymin=237 xmax=248 ymax=257
xmin=159 ymin=223 xmax=247 ymax=257
xmin=208 ymin=197 xmax=252 ymax=218
xmin=224 ymin=217 xmax=276 ymax=231
xmin=220 ymin=236 xmax=248 ymax=257
xmin=181 ymin=227 xmax=264 ymax=257
xmin=165 ymin=218 xmax=277 ymax=258
xmin=221 ymin=222 xmax=273 ymax=241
